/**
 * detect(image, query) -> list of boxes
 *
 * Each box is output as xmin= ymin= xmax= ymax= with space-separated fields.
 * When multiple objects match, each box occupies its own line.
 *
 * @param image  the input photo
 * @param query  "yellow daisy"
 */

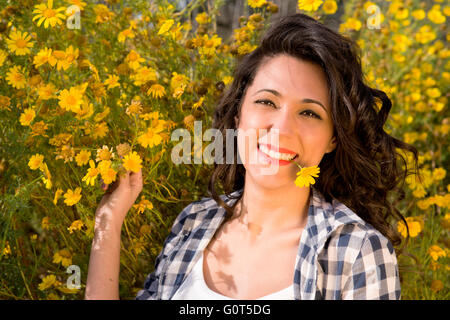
xmin=28 ymin=154 xmax=44 ymax=170
xmin=122 ymin=151 xmax=143 ymax=173
xmin=75 ymin=150 xmax=91 ymax=167
xmin=33 ymin=47 xmax=57 ymax=68
xmin=0 ymin=49 xmax=7 ymax=67
xmin=19 ymin=108 xmax=36 ymax=126
xmin=397 ymin=217 xmax=422 ymax=238
xmin=58 ymin=86 xmax=84 ymax=112
xmin=38 ymin=83 xmax=57 ymax=100
xmin=53 ymin=188 xmax=64 ymax=205
xmin=82 ymin=160 xmax=99 ymax=186
xmin=63 ymin=187 xmax=82 ymax=206
xmin=248 ymin=0 xmax=267 ymax=8
xmin=52 ymin=249 xmax=72 ymax=267
xmin=67 ymin=220 xmax=84 ymax=234
xmin=138 ymin=126 xmax=164 ymax=148
xmin=33 ymin=0 xmax=66 ymax=29
xmin=147 ymin=84 xmax=166 ymax=98
xmin=298 ymin=0 xmax=323 ymax=12
xmin=6 ymin=30 xmax=34 ymax=56
xmin=6 ymin=66 xmax=27 ymax=89
xmin=38 ymin=275 xmax=57 ymax=291
xmin=294 ymin=165 xmax=320 ymax=188
xmin=104 ymin=74 xmax=120 ymax=90
xmin=322 ymin=0 xmax=337 ymax=14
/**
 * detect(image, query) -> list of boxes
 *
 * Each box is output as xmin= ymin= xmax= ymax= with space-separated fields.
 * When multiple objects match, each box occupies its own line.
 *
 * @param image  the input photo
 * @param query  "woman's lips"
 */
xmin=257 ymin=143 xmax=298 ymax=166
xmin=258 ymin=143 xmax=297 ymax=155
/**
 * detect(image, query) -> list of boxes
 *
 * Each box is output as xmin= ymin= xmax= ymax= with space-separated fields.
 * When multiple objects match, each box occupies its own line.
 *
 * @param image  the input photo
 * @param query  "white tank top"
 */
xmin=172 ymin=252 xmax=295 ymax=300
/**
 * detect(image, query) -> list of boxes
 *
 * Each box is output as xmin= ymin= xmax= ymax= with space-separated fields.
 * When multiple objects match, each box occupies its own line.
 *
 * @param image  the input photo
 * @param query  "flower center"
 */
xmin=15 ymin=39 xmax=27 ymax=48
xmin=44 ymin=8 xmax=56 ymax=18
xmin=66 ymin=95 xmax=77 ymax=106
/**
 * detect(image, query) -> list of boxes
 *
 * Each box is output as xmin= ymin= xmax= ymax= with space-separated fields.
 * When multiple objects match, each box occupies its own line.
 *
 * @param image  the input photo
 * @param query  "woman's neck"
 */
xmin=234 ymin=176 xmax=311 ymax=238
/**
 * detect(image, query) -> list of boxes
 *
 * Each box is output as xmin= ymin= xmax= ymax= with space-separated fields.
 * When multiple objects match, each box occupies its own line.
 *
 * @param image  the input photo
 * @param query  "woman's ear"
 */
xmin=325 ymin=136 xmax=337 ymax=153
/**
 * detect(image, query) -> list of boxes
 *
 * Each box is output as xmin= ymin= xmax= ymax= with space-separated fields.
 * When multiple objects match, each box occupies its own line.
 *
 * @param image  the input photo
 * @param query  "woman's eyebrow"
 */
xmin=253 ymin=89 xmax=327 ymax=112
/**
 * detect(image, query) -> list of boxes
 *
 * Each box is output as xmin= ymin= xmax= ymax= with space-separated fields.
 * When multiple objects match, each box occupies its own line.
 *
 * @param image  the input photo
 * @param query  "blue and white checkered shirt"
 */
xmin=135 ymin=187 xmax=401 ymax=300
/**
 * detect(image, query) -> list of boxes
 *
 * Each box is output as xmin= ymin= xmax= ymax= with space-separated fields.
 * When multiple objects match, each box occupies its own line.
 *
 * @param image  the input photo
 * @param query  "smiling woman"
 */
xmin=86 ymin=13 xmax=420 ymax=300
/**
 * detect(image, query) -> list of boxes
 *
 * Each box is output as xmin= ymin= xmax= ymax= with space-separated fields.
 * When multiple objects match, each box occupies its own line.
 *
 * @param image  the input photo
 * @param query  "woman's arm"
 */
xmin=341 ymin=231 xmax=401 ymax=300
xmin=85 ymin=169 xmax=143 ymax=300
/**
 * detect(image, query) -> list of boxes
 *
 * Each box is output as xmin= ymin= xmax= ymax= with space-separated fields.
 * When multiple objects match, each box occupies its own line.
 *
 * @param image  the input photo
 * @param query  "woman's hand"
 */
xmin=94 ymin=169 xmax=143 ymax=235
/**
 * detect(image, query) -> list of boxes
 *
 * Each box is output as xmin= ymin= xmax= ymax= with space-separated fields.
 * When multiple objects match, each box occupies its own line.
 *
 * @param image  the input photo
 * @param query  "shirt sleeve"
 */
xmin=135 ymin=202 xmax=195 ymax=300
xmin=341 ymin=232 xmax=401 ymax=300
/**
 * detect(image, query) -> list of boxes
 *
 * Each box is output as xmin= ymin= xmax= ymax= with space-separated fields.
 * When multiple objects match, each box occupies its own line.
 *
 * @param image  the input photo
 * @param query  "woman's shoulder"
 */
xmin=312 ymin=188 xmax=396 ymax=258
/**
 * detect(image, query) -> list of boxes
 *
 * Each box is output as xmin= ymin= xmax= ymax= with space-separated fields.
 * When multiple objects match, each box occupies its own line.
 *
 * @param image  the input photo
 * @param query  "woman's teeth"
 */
xmin=259 ymin=144 xmax=297 ymax=161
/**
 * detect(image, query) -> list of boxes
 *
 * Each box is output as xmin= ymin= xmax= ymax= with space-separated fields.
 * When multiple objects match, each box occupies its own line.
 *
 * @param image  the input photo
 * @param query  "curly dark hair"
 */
xmin=207 ymin=13 xmax=420 ymax=248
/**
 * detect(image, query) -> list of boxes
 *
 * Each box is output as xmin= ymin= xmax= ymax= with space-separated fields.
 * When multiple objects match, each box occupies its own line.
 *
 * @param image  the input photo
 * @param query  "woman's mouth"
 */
xmin=257 ymin=143 xmax=298 ymax=165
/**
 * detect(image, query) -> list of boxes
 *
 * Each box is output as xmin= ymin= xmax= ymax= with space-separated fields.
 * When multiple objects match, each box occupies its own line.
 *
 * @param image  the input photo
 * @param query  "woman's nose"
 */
xmin=269 ymin=105 xmax=296 ymax=136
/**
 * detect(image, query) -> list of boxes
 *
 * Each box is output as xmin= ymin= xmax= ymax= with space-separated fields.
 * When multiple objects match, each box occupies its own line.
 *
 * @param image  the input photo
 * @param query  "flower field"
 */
xmin=0 ymin=0 xmax=448 ymax=300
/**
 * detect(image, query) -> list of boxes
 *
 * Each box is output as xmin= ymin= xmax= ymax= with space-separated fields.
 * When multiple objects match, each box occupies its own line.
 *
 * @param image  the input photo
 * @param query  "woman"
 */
xmin=85 ymin=13 xmax=419 ymax=300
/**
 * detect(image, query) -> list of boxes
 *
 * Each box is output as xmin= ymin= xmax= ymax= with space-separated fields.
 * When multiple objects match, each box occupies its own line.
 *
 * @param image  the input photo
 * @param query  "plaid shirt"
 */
xmin=135 ymin=187 xmax=401 ymax=300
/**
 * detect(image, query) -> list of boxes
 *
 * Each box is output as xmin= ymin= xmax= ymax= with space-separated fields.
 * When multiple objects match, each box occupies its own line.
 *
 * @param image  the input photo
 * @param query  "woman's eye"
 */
xmin=300 ymin=110 xmax=321 ymax=119
xmin=255 ymin=99 xmax=276 ymax=108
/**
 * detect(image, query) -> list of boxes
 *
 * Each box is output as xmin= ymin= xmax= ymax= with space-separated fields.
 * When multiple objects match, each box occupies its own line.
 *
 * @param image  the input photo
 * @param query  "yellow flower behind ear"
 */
xmin=294 ymin=165 xmax=320 ymax=188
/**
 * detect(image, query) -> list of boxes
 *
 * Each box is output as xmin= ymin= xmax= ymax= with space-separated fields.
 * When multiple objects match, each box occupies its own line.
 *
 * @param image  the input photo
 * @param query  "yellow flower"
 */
xmin=38 ymin=83 xmax=57 ymax=100
xmin=53 ymin=188 xmax=63 ymax=205
xmin=100 ymin=166 xmax=117 ymax=185
xmin=19 ymin=108 xmax=36 ymax=126
xmin=432 ymin=168 xmax=446 ymax=181
xmin=68 ymin=219 xmax=84 ymax=234
xmin=68 ymin=0 xmax=86 ymax=10
xmin=158 ymin=19 xmax=175 ymax=35
xmin=33 ymin=48 xmax=56 ymax=68
xmin=6 ymin=66 xmax=27 ymax=89
xmin=118 ymin=27 xmax=135 ymax=43
xmin=2 ymin=241 xmax=11 ymax=256
xmin=28 ymin=154 xmax=44 ymax=170
xmin=397 ymin=217 xmax=422 ymax=238
xmin=412 ymin=9 xmax=425 ymax=20
xmin=38 ymin=275 xmax=57 ymax=291
xmin=63 ymin=187 xmax=82 ymax=206
xmin=428 ymin=245 xmax=446 ymax=261
xmin=58 ymin=86 xmax=84 ymax=113
xmin=33 ymin=0 xmax=66 ymax=28
xmin=6 ymin=30 xmax=34 ymax=56
xmin=133 ymin=196 xmax=154 ymax=214
xmin=195 ymin=12 xmax=211 ymax=24
xmin=138 ymin=126 xmax=164 ymax=148
xmin=294 ymin=165 xmax=320 ymax=188
xmin=426 ymin=87 xmax=441 ymax=98
xmin=126 ymin=100 xmax=143 ymax=116
xmin=75 ymin=150 xmax=91 ymax=167
xmin=248 ymin=0 xmax=267 ymax=9
xmin=96 ymin=145 xmax=114 ymax=162
xmin=147 ymin=84 xmax=166 ymax=98
xmin=94 ymin=4 xmax=115 ymax=23
xmin=322 ymin=0 xmax=337 ymax=14
xmin=341 ymin=17 xmax=362 ymax=31
xmin=123 ymin=151 xmax=143 ymax=173
xmin=298 ymin=0 xmax=323 ymax=12
xmin=82 ymin=160 xmax=99 ymax=186
xmin=428 ymin=7 xmax=446 ymax=24
xmin=0 ymin=49 xmax=7 ymax=67
xmin=125 ymin=50 xmax=145 ymax=70
xmin=415 ymin=25 xmax=436 ymax=44
xmin=53 ymin=249 xmax=72 ymax=267
xmin=104 ymin=74 xmax=120 ymax=90
xmin=132 ymin=66 xmax=157 ymax=86
xmin=41 ymin=216 xmax=50 ymax=230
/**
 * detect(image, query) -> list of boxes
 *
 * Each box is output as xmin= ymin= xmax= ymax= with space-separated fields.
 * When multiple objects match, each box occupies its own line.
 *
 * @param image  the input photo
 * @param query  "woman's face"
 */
xmin=236 ymin=54 xmax=336 ymax=189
